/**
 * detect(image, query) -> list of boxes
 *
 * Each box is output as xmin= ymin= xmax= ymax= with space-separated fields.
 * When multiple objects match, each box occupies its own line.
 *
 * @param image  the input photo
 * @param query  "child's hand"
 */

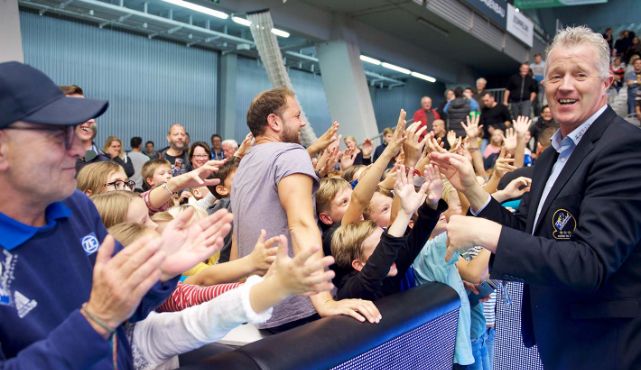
xmin=423 ymin=164 xmax=443 ymax=209
xmin=394 ymin=164 xmax=429 ymax=216
xmin=269 ymin=237 xmax=335 ymax=296
xmin=249 ymin=229 xmax=279 ymax=275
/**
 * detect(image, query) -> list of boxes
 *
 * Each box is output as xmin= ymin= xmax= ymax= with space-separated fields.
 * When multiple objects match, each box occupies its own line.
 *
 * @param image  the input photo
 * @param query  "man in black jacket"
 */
xmin=432 ymin=26 xmax=641 ymax=370
xmin=503 ymin=63 xmax=538 ymax=119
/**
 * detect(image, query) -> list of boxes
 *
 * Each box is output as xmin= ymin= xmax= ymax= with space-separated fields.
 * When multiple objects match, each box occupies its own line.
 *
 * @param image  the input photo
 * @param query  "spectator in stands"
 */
xmin=231 ymin=87 xmax=381 ymax=333
xmin=221 ymin=139 xmax=238 ymax=159
xmin=625 ymin=36 xmax=641 ymax=64
xmin=611 ymin=55 xmax=626 ymax=92
xmin=161 ymin=123 xmax=189 ymax=177
xmin=530 ymin=53 xmax=546 ymax=114
xmin=614 ymin=30 xmax=631 ymax=58
xmin=602 ymin=27 xmax=614 ymax=51
xmin=412 ymin=96 xmax=441 ymax=132
xmin=373 ymin=127 xmax=393 ymax=162
xmin=432 ymin=119 xmax=450 ymax=150
xmin=128 ymin=136 xmax=149 ymax=191
xmin=343 ymin=135 xmax=373 ymax=166
xmin=434 ymin=26 xmax=641 ymax=370
xmin=188 ymin=141 xmax=212 ymax=171
xmin=0 ymin=61 xmax=230 ymax=369
xmin=210 ymin=133 xmax=224 ymax=160
xmin=529 ymin=105 xmax=558 ymax=149
xmin=77 ymin=161 xmax=135 ymax=195
xmin=445 ymin=87 xmax=477 ymax=137
xmin=144 ymin=140 xmax=159 ymax=159
xmin=504 ymin=63 xmax=538 ymax=118
xmin=438 ymin=88 xmax=455 ymax=120
xmin=474 ymin=78 xmax=487 ymax=102
xmin=625 ymin=57 xmax=641 ymax=114
xmin=61 ymin=85 xmax=110 ymax=172
xmin=480 ymin=92 xmax=512 ymax=144
xmin=103 ymin=135 xmax=134 ymax=178
xmin=206 ymin=158 xmax=240 ymax=263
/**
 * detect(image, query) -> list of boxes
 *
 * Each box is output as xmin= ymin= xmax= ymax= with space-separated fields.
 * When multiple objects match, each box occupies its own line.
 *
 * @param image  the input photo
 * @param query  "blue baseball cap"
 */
xmin=0 ymin=61 xmax=109 ymax=128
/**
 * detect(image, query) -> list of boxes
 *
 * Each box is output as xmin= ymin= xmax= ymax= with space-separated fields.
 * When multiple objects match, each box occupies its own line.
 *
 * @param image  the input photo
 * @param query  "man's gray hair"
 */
xmin=545 ymin=26 xmax=610 ymax=79
xmin=476 ymin=77 xmax=487 ymax=84
xmin=222 ymin=139 xmax=238 ymax=149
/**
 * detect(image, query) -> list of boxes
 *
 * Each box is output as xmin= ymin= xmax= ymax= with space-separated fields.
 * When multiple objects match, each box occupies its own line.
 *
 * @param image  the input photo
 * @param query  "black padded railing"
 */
xmin=180 ymin=282 xmax=460 ymax=370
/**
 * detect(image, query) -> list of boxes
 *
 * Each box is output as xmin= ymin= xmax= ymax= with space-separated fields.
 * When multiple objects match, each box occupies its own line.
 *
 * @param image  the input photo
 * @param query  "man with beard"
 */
xmin=231 ymin=87 xmax=381 ymax=333
xmin=161 ymin=123 xmax=189 ymax=176
xmin=60 ymin=85 xmax=110 ymax=172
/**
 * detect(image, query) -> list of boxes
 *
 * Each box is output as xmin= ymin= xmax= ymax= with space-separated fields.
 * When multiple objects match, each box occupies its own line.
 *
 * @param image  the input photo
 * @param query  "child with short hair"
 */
xmin=331 ymin=165 xmax=446 ymax=301
xmin=206 ymin=157 xmax=240 ymax=262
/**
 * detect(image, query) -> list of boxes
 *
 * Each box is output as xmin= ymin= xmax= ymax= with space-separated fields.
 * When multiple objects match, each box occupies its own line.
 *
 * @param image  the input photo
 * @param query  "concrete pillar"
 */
xmin=0 ymin=0 xmax=24 ymax=63
xmin=316 ymin=17 xmax=378 ymax=142
xmin=218 ymin=52 xmax=237 ymax=140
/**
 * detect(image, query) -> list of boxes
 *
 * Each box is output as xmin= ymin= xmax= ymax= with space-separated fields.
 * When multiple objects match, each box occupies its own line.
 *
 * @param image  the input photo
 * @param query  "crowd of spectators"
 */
xmin=1 ymin=25 xmax=641 ymax=370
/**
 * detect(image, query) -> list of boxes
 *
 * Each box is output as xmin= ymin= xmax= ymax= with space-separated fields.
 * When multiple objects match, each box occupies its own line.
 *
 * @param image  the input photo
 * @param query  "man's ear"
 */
xmin=215 ymin=184 xmax=229 ymax=197
xmin=318 ymin=212 xmax=334 ymax=226
xmin=0 ymin=132 xmax=10 ymax=171
xmin=266 ymin=113 xmax=280 ymax=132
xmin=351 ymin=259 xmax=364 ymax=272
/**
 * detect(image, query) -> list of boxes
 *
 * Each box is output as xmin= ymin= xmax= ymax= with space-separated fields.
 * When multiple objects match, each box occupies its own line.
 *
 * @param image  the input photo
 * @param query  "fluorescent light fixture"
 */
xmin=410 ymin=71 xmax=436 ymax=83
xmin=161 ymin=0 xmax=228 ymax=19
xmin=232 ymin=16 xmax=251 ymax=27
xmin=271 ymin=27 xmax=290 ymax=38
xmin=381 ymin=62 xmax=411 ymax=75
xmin=360 ymin=55 xmax=381 ymax=65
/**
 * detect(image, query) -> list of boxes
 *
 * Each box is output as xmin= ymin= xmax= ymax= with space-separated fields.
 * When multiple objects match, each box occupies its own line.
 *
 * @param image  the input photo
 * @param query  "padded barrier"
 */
xmin=180 ymin=282 xmax=460 ymax=369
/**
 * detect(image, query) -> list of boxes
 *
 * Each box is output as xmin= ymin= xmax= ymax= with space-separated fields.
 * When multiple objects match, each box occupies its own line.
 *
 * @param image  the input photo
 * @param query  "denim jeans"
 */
xmin=454 ymin=326 xmax=496 ymax=370
xmin=510 ymin=100 xmax=532 ymax=119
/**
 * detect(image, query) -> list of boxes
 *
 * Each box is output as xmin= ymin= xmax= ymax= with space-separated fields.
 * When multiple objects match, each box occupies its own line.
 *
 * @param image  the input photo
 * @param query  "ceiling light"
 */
xmin=232 ymin=16 xmax=251 ymax=27
xmin=410 ymin=71 xmax=436 ymax=83
xmin=381 ymin=62 xmax=411 ymax=75
xmin=271 ymin=28 xmax=290 ymax=38
xmin=161 ymin=0 xmax=228 ymax=19
xmin=360 ymin=55 xmax=381 ymax=65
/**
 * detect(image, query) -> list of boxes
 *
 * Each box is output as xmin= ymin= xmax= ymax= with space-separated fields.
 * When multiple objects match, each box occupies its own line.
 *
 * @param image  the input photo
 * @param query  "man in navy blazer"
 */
xmin=431 ymin=27 xmax=641 ymax=370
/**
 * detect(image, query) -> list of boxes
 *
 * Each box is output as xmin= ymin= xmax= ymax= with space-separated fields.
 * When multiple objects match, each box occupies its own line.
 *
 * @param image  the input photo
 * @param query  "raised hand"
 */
xmin=403 ymin=122 xmax=427 ymax=167
xmin=84 ymin=235 xmax=165 ymax=337
xmin=461 ymin=114 xmax=483 ymax=140
xmin=425 ymin=132 xmax=447 ymax=155
xmin=269 ymin=238 xmax=335 ymax=296
xmin=308 ymin=121 xmax=340 ymax=156
xmin=395 ymin=165 xmax=430 ymax=215
xmin=171 ymin=160 xmax=225 ymax=191
xmin=446 ymin=130 xmax=458 ymax=148
xmin=429 ymin=152 xmax=477 ymax=193
xmin=339 ymin=148 xmax=356 ymax=171
xmin=361 ymin=138 xmax=374 ymax=158
xmin=234 ymin=132 xmax=255 ymax=158
xmin=424 ymin=164 xmax=444 ymax=208
xmin=503 ymin=128 xmax=517 ymax=153
xmin=249 ymin=229 xmax=280 ymax=275
xmin=512 ymin=116 xmax=532 ymax=138
xmin=158 ymin=208 xmax=233 ymax=279
xmin=499 ymin=176 xmax=532 ymax=201
xmin=494 ymin=148 xmax=516 ymax=178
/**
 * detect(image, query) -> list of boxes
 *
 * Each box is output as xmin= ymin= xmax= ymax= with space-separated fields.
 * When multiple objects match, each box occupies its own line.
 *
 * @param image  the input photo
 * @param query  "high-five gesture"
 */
xmin=403 ymin=122 xmax=427 ymax=167
xmin=394 ymin=165 xmax=430 ymax=216
xmin=461 ymin=114 xmax=483 ymax=140
xmin=512 ymin=116 xmax=532 ymax=138
xmin=307 ymin=121 xmax=340 ymax=156
xmin=423 ymin=164 xmax=444 ymax=209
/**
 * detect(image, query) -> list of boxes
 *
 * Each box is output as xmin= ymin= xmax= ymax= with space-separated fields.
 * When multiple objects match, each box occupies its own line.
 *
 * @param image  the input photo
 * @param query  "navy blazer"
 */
xmin=477 ymin=106 xmax=641 ymax=370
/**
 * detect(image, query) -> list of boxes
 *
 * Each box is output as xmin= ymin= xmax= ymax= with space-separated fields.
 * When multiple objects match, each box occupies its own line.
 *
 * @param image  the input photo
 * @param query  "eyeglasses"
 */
xmin=105 ymin=179 xmax=136 ymax=191
xmin=3 ymin=124 xmax=77 ymax=150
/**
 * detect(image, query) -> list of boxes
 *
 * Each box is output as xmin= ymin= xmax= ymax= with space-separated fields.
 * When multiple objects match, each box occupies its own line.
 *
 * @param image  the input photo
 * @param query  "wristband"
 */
xmin=81 ymin=303 xmax=117 ymax=338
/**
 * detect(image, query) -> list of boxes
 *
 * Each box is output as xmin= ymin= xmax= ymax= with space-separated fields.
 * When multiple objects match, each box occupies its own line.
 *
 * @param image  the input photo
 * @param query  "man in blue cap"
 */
xmin=0 ymin=61 xmax=232 ymax=369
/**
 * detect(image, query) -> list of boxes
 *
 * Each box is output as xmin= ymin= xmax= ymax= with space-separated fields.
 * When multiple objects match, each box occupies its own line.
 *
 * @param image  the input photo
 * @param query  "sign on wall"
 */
xmin=514 ymin=0 xmax=607 ymax=9
xmin=506 ymin=3 xmax=534 ymax=47
xmin=462 ymin=0 xmax=508 ymax=29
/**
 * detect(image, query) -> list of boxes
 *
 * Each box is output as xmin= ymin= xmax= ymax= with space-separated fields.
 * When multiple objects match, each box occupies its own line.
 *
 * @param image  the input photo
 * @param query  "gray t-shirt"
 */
xmin=127 ymin=151 xmax=150 ymax=190
xmin=231 ymin=142 xmax=319 ymax=328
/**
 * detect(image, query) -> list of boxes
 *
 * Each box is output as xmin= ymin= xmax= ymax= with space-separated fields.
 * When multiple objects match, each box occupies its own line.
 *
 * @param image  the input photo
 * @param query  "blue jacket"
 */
xmin=0 ymin=190 xmax=177 ymax=369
